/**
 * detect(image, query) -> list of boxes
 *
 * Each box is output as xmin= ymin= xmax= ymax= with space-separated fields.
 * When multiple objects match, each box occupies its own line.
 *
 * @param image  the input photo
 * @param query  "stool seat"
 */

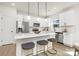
xmin=37 ymin=40 xmax=48 ymax=56
xmin=48 ymin=38 xmax=55 ymax=42
xmin=22 ymin=42 xmax=35 ymax=50
xmin=74 ymin=43 xmax=79 ymax=56
xmin=37 ymin=40 xmax=48 ymax=45
xmin=47 ymin=38 xmax=57 ymax=54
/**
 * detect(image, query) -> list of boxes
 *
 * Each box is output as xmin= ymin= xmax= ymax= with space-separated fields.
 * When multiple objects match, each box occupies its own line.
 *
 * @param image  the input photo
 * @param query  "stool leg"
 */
xmin=47 ymin=42 xmax=57 ymax=54
xmin=78 ymin=51 xmax=79 ymax=55
xmin=36 ymin=44 xmax=38 ymax=56
xmin=52 ymin=42 xmax=57 ymax=54
xmin=32 ymin=49 xmax=33 ymax=56
xmin=26 ymin=49 xmax=34 ymax=56
xmin=74 ymin=48 xmax=76 ymax=56
xmin=43 ymin=45 xmax=48 ymax=56
xmin=52 ymin=42 xmax=54 ymax=49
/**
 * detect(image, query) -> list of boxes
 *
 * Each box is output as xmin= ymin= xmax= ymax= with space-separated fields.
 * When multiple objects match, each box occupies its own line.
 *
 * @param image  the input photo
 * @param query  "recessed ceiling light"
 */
xmin=11 ymin=3 xmax=15 ymax=6
xmin=53 ymin=7 xmax=57 ymax=10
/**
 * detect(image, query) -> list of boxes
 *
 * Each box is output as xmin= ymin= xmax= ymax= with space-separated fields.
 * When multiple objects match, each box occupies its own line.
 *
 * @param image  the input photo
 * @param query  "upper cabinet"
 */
xmin=17 ymin=15 xmax=49 ymax=28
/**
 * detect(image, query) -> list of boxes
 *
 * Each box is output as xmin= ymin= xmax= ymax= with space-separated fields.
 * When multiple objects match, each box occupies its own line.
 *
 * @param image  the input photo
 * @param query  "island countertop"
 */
xmin=15 ymin=32 xmax=55 ymax=56
xmin=15 ymin=32 xmax=55 ymax=40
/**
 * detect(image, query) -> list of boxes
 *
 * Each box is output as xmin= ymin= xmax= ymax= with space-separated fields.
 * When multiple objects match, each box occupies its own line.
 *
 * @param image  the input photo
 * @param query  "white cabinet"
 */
xmin=63 ymin=33 xmax=73 ymax=47
xmin=0 ymin=15 xmax=16 ymax=45
xmin=59 ymin=9 xmax=75 ymax=47
xmin=0 ymin=16 xmax=1 ymax=33
xmin=0 ymin=16 xmax=2 ymax=44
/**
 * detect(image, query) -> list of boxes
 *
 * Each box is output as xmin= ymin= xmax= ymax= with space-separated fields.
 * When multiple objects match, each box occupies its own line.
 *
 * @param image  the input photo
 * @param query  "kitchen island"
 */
xmin=15 ymin=32 xmax=55 ymax=56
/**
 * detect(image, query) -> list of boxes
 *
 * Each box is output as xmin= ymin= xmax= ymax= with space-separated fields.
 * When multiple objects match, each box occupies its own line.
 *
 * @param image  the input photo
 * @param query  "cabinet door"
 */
xmin=0 ymin=16 xmax=1 ymax=34
xmin=1 ymin=15 xmax=16 ymax=45
xmin=0 ymin=16 xmax=1 ymax=45
xmin=63 ymin=33 xmax=73 ymax=47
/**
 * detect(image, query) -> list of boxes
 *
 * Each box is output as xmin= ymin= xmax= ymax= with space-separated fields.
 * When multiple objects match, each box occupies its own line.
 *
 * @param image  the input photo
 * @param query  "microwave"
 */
xmin=33 ymin=23 xmax=40 ymax=27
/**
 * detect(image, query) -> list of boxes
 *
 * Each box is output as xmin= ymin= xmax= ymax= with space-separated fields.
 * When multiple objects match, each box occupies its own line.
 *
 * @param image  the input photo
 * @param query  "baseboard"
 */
xmin=63 ymin=43 xmax=73 ymax=47
xmin=0 ymin=41 xmax=16 ymax=46
xmin=57 ymin=42 xmax=63 ymax=44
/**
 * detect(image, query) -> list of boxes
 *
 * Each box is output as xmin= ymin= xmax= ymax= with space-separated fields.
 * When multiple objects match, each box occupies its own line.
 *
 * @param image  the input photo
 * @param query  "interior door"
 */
xmin=1 ymin=15 xmax=16 ymax=45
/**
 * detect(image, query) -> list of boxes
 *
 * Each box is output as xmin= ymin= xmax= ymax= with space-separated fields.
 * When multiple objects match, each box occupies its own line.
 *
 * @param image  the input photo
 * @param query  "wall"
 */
xmin=0 ymin=5 xmax=16 ymax=16
xmin=59 ymin=9 xmax=76 ymax=47
xmin=73 ymin=5 xmax=79 ymax=45
xmin=0 ymin=5 xmax=17 ymax=45
xmin=58 ymin=5 xmax=79 ymax=47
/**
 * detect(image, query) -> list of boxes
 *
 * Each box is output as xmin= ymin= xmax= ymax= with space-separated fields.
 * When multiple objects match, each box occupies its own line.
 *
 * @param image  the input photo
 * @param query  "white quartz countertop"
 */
xmin=15 ymin=32 xmax=55 ymax=40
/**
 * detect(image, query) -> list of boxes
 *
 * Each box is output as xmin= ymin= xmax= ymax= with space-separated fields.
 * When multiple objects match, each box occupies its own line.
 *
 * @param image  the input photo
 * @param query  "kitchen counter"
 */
xmin=15 ymin=32 xmax=55 ymax=56
xmin=15 ymin=32 xmax=55 ymax=40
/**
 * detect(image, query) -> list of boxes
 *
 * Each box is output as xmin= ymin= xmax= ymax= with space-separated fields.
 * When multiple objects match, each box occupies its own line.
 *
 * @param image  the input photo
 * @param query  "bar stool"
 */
xmin=47 ymin=38 xmax=57 ymax=54
xmin=74 ymin=46 xmax=79 ymax=56
xmin=22 ymin=42 xmax=35 ymax=56
xmin=74 ymin=43 xmax=79 ymax=56
xmin=37 ymin=40 xmax=48 ymax=56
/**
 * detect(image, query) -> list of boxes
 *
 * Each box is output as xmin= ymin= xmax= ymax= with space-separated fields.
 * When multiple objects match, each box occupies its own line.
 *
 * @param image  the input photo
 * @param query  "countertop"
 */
xmin=15 ymin=31 xmax=55 ymax=40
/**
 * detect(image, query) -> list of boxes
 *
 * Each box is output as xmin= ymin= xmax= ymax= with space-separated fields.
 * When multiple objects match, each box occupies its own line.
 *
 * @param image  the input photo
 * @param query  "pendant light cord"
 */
xmin=45 ymin=2 xmax=47 ymax=18
xmin=28 ymin=2 xmax=29 ymax=16
xmin=38 ymin=2 xmax=39 ymax=17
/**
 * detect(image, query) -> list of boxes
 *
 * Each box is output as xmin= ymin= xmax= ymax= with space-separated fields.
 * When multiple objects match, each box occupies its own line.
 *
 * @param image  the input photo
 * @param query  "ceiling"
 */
xmin=0 ymin=2 xmax=78 ymax=18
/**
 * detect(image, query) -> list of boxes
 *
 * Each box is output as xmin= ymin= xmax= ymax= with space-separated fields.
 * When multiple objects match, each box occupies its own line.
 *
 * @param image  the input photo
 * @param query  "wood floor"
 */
xmin=0 ymin=43 xmax=74 ymax=56
xmin=0 ymin=44 xmax=16 ymax=56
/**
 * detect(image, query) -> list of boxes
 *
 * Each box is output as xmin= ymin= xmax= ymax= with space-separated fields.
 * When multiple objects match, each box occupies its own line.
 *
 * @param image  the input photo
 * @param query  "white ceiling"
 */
xmin=0 ymin=2 xmax=78 ymax=18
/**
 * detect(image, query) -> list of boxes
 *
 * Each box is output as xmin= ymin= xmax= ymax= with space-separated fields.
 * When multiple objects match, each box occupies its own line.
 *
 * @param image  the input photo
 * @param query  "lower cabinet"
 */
xmin=63 ymin=33 xmax=73 ymax=47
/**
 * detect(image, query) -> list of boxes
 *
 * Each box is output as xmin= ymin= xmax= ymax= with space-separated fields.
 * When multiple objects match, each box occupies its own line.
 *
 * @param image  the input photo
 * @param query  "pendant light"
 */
xmin=27 ymin=2 xmax=30 ymax=19
xmin=37 ymin=2 xmax=40 ymax=21
xmin=45 ymin=2 xmax=47 ymax=21
xmin=11 ymin=3 xmax=15 ymax=6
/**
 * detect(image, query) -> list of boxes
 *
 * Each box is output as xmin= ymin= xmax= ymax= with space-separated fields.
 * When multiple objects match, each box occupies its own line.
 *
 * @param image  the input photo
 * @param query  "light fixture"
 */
xmin=53 ymin=7 xmax=57 ymax=10
xmin=11 ymin=3 xmax=15 ymax=6
xmin=27 ymin=2 xmax=30 ymax=19
xmin=27 ymin=16 xmax=30 ymax=19
xmin=37 ymin=2 xmax=40 ymax=21
xmin=45 ymin=2 xmax=48 ymax=21
xmin=37 ymin=18 xmax=40 ymax=21
xmin=45 ymin=18 xmax=47 ymax=21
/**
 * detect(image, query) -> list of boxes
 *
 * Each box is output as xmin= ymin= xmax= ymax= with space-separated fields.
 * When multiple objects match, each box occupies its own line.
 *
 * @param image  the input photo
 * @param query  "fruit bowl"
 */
xmin=32 ymin=28 xmax=41 ymax=34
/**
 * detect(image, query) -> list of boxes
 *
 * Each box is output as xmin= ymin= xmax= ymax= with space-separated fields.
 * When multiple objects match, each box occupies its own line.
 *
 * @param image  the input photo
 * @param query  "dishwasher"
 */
xmin=55 ymin=32 xmax=64 ymax=44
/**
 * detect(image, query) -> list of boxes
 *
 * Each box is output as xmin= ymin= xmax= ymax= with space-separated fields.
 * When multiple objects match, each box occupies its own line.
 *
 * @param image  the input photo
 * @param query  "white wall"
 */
xmin=59 ymin=9 xmax=76 ymax=47
xmin=58 ymin=5 xmax=79 ymax=47
xmin=0 ymin=5 xmax=16 ymax=16
xmin=0 ymin=5 xmax=17 ymax=45
xmin=73 ymin=5 xmax=79 ymax=45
